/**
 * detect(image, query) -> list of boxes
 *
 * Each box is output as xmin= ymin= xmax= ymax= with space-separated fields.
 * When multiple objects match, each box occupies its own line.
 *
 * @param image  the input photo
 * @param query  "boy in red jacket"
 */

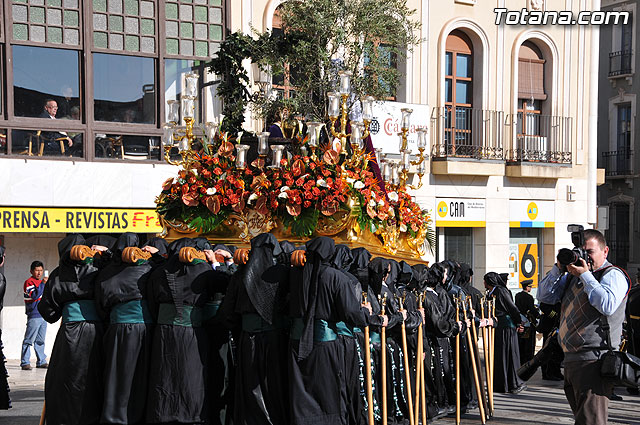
xmin=20 ymin=261 xmax=48 ymax=370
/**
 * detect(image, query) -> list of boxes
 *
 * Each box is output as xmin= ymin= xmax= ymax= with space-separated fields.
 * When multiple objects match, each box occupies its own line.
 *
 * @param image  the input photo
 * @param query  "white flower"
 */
xmin=206 ymin=187 xmax=217 ymax=195
xmin=354 ymin=181 xmax=365 ymax=189
xmin=378 ymin=199 xmax=385 ymax=206
xmin=388 ymin=192 xmax=398 ymax=202
xmin=368 ymin=199 xmax=377 ymax=207
xmin=399 ymin=223 xmax=408 ymax=233
xmin=278 ymin=191 xmax=289 ymax=199
xmin=317 ymin=179 xmax=328 ymax=188
xmin=346 ymin=177 xmax=355 ymax=184
xmin=280 ymin=186 xmax=290 ymax=192
xmin=247 ymin=193 xmax=258 ymax=204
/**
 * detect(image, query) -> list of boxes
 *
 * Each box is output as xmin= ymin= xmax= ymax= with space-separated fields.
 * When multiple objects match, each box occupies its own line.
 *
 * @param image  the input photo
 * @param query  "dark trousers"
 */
xmin=563 ymin=360 xmax=613 ymax=425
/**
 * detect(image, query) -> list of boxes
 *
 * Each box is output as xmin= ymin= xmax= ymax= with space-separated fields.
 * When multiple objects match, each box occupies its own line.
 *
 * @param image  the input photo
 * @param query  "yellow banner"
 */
xmin=0 ymin=207 xmax=163 ymax=233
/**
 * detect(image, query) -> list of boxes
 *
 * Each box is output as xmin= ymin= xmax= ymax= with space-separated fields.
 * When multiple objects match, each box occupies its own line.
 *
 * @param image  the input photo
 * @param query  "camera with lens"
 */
xmin=556 ymin=224 xmax=592 ymax=269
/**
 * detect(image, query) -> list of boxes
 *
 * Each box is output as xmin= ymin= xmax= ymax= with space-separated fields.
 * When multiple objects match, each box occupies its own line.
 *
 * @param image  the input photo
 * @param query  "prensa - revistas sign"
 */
xmin=0 ymin=207 xmax=163 ymax=233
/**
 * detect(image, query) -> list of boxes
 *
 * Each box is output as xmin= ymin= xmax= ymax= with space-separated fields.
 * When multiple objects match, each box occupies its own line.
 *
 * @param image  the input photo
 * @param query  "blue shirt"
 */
xmin=537 ymin=262 xmax=628 ymax=316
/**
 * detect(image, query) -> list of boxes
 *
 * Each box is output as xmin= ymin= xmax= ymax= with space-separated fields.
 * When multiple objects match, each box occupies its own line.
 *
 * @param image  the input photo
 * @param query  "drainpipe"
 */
xmin=587 ymin=0 xmax=600 ymax=225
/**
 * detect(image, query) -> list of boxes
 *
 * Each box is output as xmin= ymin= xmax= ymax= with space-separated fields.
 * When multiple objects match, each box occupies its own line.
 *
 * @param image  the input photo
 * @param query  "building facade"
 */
xmin=597 ymin=0 xmax=638 ymax=272
xmin=0 ymin=0 xmax=601 ymax=358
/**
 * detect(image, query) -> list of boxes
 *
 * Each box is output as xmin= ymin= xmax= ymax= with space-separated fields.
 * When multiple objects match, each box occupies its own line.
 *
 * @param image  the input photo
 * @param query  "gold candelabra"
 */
xmin=379 ymin=108 xmax=427 ymax=191
xmin=327 ymin=71 xmax=375 ymax=169
xmin=162 ymin=72 xmax=220 ymax=169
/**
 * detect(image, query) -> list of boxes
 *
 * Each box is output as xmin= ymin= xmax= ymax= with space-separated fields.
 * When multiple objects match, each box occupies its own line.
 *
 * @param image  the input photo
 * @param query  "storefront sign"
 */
xmin=435 ymin=198 xmax=485 ymax=227
xmin=369 ymin=101 xmax=429 ymax=154
xmin=0 ymin=207 xmax=163 ymax=233
xmin=509 ymin=200 xmax=554 ymax=228
xmin=508 ymin=238 xmax=541 ymax=290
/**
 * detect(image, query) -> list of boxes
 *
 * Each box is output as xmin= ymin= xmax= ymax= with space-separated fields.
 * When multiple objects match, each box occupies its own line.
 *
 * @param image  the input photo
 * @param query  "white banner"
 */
xmin=368 ymin=101 xmax=429 ymax=155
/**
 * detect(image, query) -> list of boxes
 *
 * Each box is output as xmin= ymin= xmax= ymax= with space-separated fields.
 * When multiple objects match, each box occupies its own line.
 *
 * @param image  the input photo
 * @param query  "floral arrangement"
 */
xmin=156 ymin=134 xmax=432 ymax=240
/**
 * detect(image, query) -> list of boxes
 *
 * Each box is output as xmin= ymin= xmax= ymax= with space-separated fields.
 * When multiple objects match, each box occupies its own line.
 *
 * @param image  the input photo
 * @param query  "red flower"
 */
xmin=213 ymin=167 xmax=223 ymax=176
xmin=182 ymin=193 xmax=199 ymax=207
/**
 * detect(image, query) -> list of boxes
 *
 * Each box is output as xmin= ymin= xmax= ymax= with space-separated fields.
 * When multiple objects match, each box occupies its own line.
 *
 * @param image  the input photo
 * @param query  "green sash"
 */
xmin=62 ymin=300 xmax=100 ymax=323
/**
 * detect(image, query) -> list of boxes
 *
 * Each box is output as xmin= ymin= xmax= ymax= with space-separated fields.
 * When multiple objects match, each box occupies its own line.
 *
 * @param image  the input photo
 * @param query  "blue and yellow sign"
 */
xmin=509 ymin=200 xmax=554 ymax=228
xmin=435 ymin=198 xmax=485 ymax=227
xmin=0 ymin=207 xmax=162 ymax=233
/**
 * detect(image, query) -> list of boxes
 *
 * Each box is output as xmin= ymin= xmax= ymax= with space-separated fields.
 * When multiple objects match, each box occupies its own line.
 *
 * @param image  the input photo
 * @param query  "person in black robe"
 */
xmin=330 ymin=244 xmax=366 ymax=425
xmin=37 ymin=234 xmax=104 ymax=425
xmin=146 ymin=238 xmax=213 ymax=424
xmin=94 ymin=232 xmax=154 ymax=424
xmin=142 ymin=237 xmax=170 ymax=267
xmin=215 ymin=233 xmax=289 ymax=425
xmin=625 ymin=271 xmax=640 ymax=395
xmin=289 ymin=236 xmax=372 ymax=425
xmin=424 ymin=263 xmax=463 ymax=414
xmin=0 ymin=246 xmax=10 ymax=411
xmin=85 ymin=235 xmax=117 ymax=269
xmin=484 ymin=272 xmax=525 ymax=394
xmin=515 ymin=281 xmax=540 ymax=365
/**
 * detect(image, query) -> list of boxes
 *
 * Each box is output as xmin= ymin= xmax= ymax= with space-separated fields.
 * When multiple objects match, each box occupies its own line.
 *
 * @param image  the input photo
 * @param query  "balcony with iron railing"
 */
xmin=504 ymin=112 xmax=573 ymax=178
xmin=602 ymin=149 xmax=634 ymax=177
xmin=507 ymin=112 xmax=572 ymax=163
xmin=429 ymin=106 xmax=505 ymax=176
xmin=609 ymin=50 xmax=633 ymax=77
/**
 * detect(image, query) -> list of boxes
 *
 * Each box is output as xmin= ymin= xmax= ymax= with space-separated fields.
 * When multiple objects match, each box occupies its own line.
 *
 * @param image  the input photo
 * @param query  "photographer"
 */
xmin=538 ymin=228 xmax=629 ymax=425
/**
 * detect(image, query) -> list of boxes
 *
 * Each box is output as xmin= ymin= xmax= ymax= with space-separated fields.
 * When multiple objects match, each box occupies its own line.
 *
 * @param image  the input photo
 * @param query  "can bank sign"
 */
xmin=0 ymin=207 xmax=163 ymax=233
xmin=509 ymin=200 xmax=554 ymax=228
xmin=435 ymin=198 xmax=486 ymax=227
xmin=369 ymin=101 xmax=430 ymax=154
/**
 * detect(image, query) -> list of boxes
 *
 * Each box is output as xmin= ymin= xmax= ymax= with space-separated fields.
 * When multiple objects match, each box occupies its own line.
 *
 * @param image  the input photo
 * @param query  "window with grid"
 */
xmin=0 ymin=0 xmax=225 ymax=161
xmin=517 ymin=41 xmax=546 ymax=138
xmin=271 ymin=6 xmax=296 ymax=100
xmin=444 ymin=30 xmax=473 ymax=148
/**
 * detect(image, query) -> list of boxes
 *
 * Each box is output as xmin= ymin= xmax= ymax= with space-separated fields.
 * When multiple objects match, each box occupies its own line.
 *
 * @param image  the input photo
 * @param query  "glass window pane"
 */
xmin=94 ymin=53 xmax=155 ymax=123
xmin=455 ymin=81 xmax=471 ymax=104
xmin=12 ymin=45 xmax=80 ymax=119
xmin=164 ymin=59 xmax=202 ymax=122
xmin=444 ymin=227 xmax=472 ymax=266
xmin=10 ymin=128 xmax=83 ymax=157
xmin=445 ymin=79 xmax=452 ymax=103
xmin=456 ymin=54 xmax=471 ymax=78
xmin=94 ymin=133 xmax=161 ymax=161
xmin=445 ymin=52 xmax=452 ymax=76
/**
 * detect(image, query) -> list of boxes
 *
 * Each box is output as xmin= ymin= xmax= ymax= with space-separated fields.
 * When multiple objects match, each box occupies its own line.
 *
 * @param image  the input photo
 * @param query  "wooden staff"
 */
xmin=480 ymin=297 xmax=493 ymax=417
xmin=467 ymin=297 xmax=488 ymax=420
xmin=455 ymin=296 xmax=461 ymax=425
xmin=489 ymin=299 xmax=496 ymax=416
xmin=398 ymin=292 xmax=415 ymax=425
xmin=363 ymin=292 xmax=375 ymax=425
xmin=463 ymin=298 xmax=486 ymax=425
xmin=416 ymin=292 xmax=427 ymax=425
xmin=413 ymin=292 xmax=424 ymax=423
xmin=39 ymin=400 xmax=46 ymax=425
xmin=380 ymin=294 xmax=388 ymax=425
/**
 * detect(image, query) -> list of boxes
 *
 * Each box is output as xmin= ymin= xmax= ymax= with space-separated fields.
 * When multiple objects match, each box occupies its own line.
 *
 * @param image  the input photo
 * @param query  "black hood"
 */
xmin=396 ymin=261 xmax=413 ymax=290
xmin=115 ymin=232 xmax=139 ymax=253
xmin=167 ymin=238 xmax=197 ymax=257
xmin=458 ymin=263 xmax=473 ymax=290
xmin=84 ymin=234 xmax=116 ymax=251
xmin=349 ymin=247 xmax=371 ymax=290
xmin=410 ymin=264 xmax=429 ymax=291
xmin=484 ymin=271 xmax=506 ymax=288
xmin=428 ymin=263 xmax=445 ymax=288
xmin=193 ymin=237 xmax=212 ymax=251
xmin=368 ymin=257 xmax=390 ymax=295
xmin=58 ymin=234 xmax=86 ymax=259
xmin=331 ymin=244 xmax=353 ymax=273
xmin=144 ymin=237 xmax=169 ymax=257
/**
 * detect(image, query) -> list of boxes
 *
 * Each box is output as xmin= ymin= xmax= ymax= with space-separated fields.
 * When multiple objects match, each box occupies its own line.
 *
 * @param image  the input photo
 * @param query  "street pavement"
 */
xmin=0 ymin=359 xmax=638 ymax=424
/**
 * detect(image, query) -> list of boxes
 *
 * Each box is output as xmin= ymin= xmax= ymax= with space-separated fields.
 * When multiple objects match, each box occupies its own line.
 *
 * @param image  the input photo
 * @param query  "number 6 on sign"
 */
xmin=518 ymin=243 xmax=538 ymax=288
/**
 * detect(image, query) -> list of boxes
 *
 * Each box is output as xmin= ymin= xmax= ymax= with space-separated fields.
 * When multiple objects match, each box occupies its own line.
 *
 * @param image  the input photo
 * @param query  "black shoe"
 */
xmin=510 ymin=384 xmax=527 ymax=394
xmin=431 ymin=407 xmax=448 ymax=421
xmin=627 ymin=387 xmax=639 ymax=395
xmin=446 ymin=405 xmax=456 ymax=415
xmin=36 ymin=363 xmax=48 ymax=369
xmin=609 ymin=392 xmax=623 ymax=401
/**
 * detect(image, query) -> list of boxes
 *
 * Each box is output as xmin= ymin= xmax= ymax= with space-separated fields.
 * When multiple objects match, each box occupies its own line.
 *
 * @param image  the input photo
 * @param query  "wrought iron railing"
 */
xmin=506 ymin=113 xmax=572 ymax=163
xmin=430 ymin=106 xmax=504 ymax=160
xmin=602 ymin=149 xmax=633 ymax=176
xmin=609 ymin=50 xmax=633 ymax=77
